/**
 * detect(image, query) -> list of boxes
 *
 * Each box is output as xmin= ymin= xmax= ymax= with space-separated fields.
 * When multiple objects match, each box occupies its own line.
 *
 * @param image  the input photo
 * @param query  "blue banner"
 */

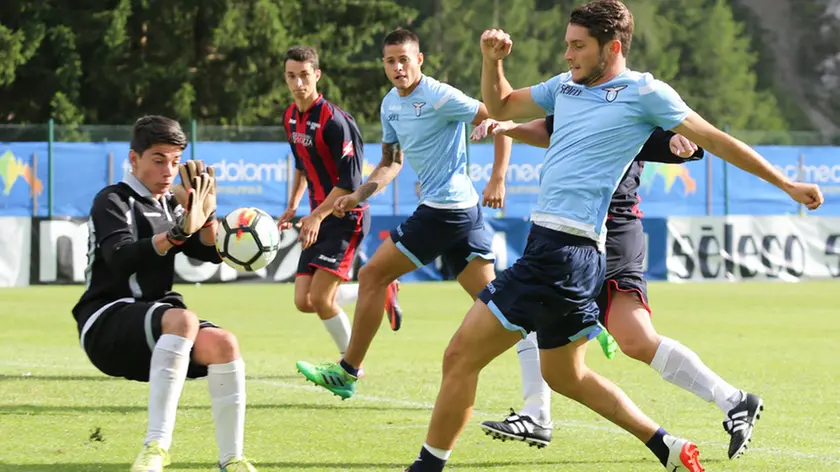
xmin=2 ymin=141 xmax=839 ymax=218
xmin=721 ymin=146 xmax=840 ymax=216
xmin=0 ymin=143 xmax=48 ymax=216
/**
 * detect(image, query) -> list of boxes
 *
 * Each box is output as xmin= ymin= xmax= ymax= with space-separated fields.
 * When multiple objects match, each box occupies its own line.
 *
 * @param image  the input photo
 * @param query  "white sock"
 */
xmin=208 ymin=359 xmax=246 ymax=466
xmin=335 ymin=283 xmax=360 ymax=307
xmin=145 ymin=334 xmax=193 ymax=450
xmin=423 ymin=442 xmax=452 ymax=460
xmin=650 ymin=337 xmax=743 ymax=414
xmin=322 ymin=309 xmax=351 ymax=355
xmin=517 ymin=331 xmax=551 ymax=425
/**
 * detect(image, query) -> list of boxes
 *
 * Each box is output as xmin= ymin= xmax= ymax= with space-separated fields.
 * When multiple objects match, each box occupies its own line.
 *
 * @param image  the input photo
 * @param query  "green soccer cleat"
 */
xmin=596 ymin=329 xmax=618 ymax=360
xmin=296 ymin=361 xmax=357 ymax=399
xmin=220 ymin=458 xmax=258 ymax=472
xmin=130 ymin=440 xmax=171 ymax=472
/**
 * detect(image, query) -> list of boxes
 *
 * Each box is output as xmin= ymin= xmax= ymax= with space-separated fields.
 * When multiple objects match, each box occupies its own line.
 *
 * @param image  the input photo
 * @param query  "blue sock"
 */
xmin=645 ymin=427 xmax=670 ymax=466
xmin=407 ymin=445 xmax=447 ymax=471
xmin=339 ymin=359 xmax=359 ymax=377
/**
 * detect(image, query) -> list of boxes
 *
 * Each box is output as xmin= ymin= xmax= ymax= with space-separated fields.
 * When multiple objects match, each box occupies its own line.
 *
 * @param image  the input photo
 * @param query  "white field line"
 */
xmin=2 ymin=362 xmax=837 ymax=464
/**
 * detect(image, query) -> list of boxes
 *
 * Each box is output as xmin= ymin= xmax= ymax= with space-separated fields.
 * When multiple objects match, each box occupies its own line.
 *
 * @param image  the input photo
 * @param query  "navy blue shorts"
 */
xmin=297 ymin=208 xmax=370 ymax=281
xmin=478 ymin=224 xmax=606 ymax=349
xmin=597 ymin=221 xmax=650 ymax=327
xmin=390 ymin=204 xmax=494 ymax=276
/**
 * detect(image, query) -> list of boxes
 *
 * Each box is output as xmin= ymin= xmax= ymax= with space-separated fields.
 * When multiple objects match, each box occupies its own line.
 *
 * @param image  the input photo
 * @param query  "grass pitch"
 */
xmin=1 ymin=281 xmax=838 ymax=471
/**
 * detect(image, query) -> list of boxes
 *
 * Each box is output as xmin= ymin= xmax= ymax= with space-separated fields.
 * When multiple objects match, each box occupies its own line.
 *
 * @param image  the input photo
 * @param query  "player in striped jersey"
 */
xmin=278 ymin=46 xmax=403 ymax=362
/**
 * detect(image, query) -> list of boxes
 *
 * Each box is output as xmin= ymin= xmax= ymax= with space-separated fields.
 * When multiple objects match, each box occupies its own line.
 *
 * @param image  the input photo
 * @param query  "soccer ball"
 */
xmin=215 ymin=207 xmax=280 ymax=272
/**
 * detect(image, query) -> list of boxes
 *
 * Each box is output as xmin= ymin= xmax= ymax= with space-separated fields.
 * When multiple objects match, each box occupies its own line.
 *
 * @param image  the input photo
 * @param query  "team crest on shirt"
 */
xmin=413 ymin=101 xmax=425 ymax=116
xmin=603 ymin=85 xmax=628 ymax=103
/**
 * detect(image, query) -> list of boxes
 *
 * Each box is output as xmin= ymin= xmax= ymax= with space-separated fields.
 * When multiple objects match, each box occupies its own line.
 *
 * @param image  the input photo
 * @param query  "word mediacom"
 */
xmin=775 ymin=163 xmax=840 ymax=194
xmin=469 ymin=162 xmax=542 ymax=195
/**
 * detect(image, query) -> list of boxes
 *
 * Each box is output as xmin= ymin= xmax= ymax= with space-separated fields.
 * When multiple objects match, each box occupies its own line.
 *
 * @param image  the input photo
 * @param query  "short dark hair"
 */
xmin=284 ymin=45 xmax=319 ymax=69
xmin=383 ymin=28 xmax=420 ymax=49
xmin=130 ymin=115 xmax=187 ymax=155
xmin=570 ymin=0 xmax=634 ymax=56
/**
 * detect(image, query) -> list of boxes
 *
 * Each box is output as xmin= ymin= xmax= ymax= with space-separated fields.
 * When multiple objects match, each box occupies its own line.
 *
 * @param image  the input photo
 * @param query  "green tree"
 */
xmin=407 ymin=0 xmax=566 ymax=110
xmin=0 ymin=0 xmax=415 ymax=128
xmin=659 ymin=0 xmax=787 ymax=131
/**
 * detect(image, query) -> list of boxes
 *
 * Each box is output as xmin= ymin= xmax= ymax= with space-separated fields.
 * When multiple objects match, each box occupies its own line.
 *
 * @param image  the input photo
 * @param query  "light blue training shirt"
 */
xmin=529 ymin=69 xmax=692 ymax=245
xmin=380 ymin=75 xmax=480 ymax=209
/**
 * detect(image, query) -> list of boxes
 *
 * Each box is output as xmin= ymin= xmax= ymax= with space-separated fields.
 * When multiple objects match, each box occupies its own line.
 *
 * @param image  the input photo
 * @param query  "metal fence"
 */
xmin=1 ymin=121 xmax=839 ymax=145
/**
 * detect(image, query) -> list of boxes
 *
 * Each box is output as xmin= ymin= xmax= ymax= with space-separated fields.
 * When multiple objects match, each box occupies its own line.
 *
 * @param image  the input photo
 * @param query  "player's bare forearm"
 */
xmin=288 ymin=169 xmax=307 ymax=211
xmin=491 ymin=132 xmax=512 ymax=181
xmin=715 ymin=136 xmax=789 ymax=188
xmin=481 ymin=59 xmax=513 ymax=119
xmin=674 ymin=114 xmax=792 ymax=191
xmin=356 ymin=142 xmax=403 ymax=202
xmin=505 ymin=120 xmax=550 ymax=148
xmin=311 ymin=187 xmax=352 ymax=221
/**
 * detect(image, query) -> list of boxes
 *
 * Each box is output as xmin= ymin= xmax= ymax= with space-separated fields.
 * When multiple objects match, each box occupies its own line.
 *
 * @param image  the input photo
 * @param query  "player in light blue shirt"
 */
xmin=295 ymin=28 xmax=513 ymax=399
xmin=379 ymin=74 xmax=481 ymax=209
xmin=406 ymin=1 xmax=823 ymax=471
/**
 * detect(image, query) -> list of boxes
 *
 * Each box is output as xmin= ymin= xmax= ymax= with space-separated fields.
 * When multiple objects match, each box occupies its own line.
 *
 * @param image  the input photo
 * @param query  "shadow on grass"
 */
xmin=0 ymin=374 xmax=119 ymax=382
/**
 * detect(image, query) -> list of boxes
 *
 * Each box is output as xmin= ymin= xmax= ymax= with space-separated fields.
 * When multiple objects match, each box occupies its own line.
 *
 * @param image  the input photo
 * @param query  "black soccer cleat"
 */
xmin=723 ymin=392 xmax=764 ymax=459
xmin=480 ymin=409 xmax=552 ymax=449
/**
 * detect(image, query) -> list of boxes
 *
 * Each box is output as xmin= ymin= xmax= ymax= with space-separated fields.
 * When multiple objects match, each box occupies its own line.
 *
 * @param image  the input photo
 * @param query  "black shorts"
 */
xmin=478 ymin=225 xmax=606 ymax=349
xmin=596 ymin=223 xmax=650 ymax=328
xmin=297 ymin=208 xmax=370 ymax=281
xmin=77 ymin=298 xmax=217 ymax=382
xmin=390 ymin=204 xmax=494 ymax=277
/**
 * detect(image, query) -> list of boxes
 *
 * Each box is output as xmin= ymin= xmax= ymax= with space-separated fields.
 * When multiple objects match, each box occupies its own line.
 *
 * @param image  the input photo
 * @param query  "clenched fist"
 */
xmin=481 ymin=29 xmax=513 ymax=61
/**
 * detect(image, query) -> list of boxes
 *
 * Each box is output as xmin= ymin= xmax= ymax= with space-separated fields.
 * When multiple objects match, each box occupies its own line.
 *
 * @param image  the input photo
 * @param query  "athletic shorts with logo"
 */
xmin=297 ymin=208 xmax=370 ymax=281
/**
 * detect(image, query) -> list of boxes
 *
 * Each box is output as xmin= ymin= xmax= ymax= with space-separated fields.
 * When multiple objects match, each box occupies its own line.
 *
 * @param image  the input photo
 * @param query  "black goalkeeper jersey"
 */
xmin=72 ymin=174 xmax=221 ymax=325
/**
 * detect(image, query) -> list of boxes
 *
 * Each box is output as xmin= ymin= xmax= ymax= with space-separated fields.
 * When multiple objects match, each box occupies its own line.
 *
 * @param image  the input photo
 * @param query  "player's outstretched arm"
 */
xmin=480 ymin=29 xmax=544 ymax=121
xmin=333 ymin=142 xmax=403 ymax=218
xmin=471 ymin=118 xmax=551 ymax=149
xmin=673 ymin=112 xmax=823 ymax=210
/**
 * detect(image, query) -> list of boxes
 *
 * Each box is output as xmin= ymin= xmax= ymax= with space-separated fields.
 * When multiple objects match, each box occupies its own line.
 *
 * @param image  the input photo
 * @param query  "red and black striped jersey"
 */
xmin=283 ymin=95 xmax=365 ymax=212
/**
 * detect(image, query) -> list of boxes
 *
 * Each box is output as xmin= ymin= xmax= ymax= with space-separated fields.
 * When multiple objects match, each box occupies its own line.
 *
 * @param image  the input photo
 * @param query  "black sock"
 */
xmin=339 ymin=359 xmax=359 ymax=378
xmin=407 ymin=445 xmax=447 ymax=471
xmin=645 ymin=427 xmax=670 ymax=466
